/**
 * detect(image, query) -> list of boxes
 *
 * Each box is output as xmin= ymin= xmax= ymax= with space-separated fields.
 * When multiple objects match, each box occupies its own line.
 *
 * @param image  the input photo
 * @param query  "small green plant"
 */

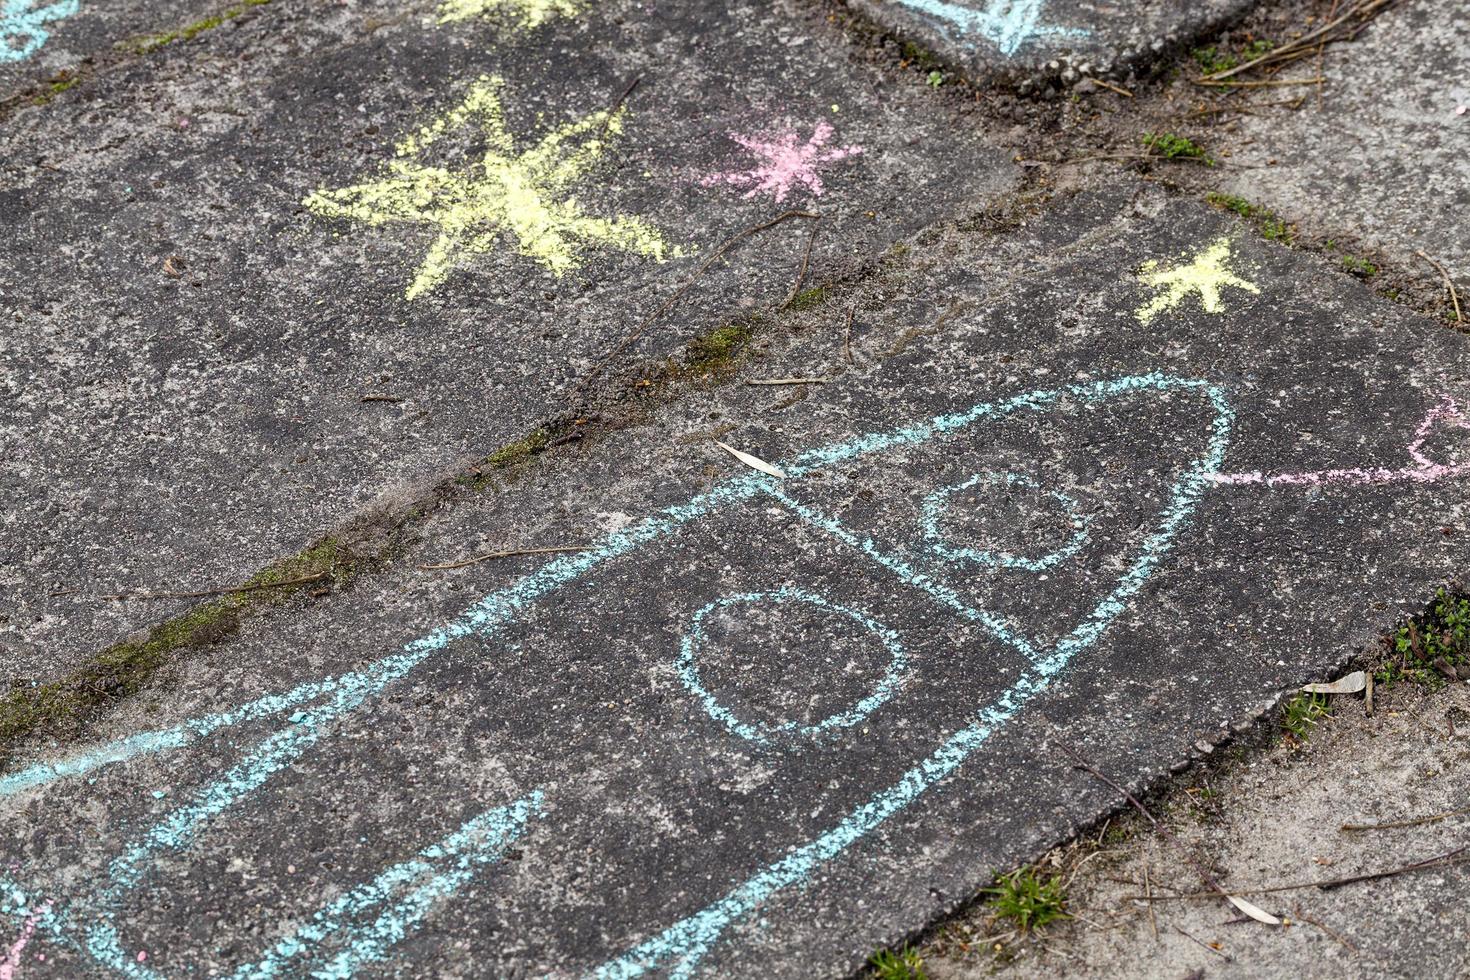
xmin=983 ymin=867 xmax=1069 ymax=932
xmin=1142 ymin=132 xmax=1210 ymax=163
xmin=1205 ymin=192 xmax=1294 ymax=243
xmin=1378 ymin=588 xmax=1470 ymax=688
xmin=926 ymin=69 xmax=944 ymax=87
xmin=1282 ymin=693 xmax=1331 ymax=739
xmin=1341 ymin=255 xmax=1379 ymax=278
xmin=1242 ymin=38 xmax=1275 ymax=61
xmin=1260 ymin=216 xmax=1292 ymax=242
xmin=868 ymin=946 xmax=928 ymax=980
xmin=1207 ymin=192 xmax=1253 ymax=217
xmin=1192 ymin=45 xmax=1237 ymax=74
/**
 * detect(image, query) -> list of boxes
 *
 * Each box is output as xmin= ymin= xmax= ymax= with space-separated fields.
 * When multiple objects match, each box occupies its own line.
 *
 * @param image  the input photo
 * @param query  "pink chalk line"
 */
xmin=1211 ymin=395 xmax=1470 ymax=489
xmin=1 ymin=901 xmax=52 ymax=980
xmin=699 ymin=120 xmax=862 ymax=203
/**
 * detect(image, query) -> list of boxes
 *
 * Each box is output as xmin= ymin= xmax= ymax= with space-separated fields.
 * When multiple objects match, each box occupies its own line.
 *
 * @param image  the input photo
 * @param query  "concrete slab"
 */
xmin=0 ymin=0 xmax=1017 ymax=682
xmin=848 ymin=0 xmax=1255 ymax=87
xmin=2 ymin=187 xmax=1467 ymax=977
xmin=1220 ymin=0 xmax=1470 ymax=277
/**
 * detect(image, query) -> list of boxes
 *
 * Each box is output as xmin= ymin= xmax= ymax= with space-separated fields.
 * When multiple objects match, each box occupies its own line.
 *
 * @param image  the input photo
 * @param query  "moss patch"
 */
xmin=1205 ymin=191 xmax=1295 ymax=243
xmin=0 ymin=532 xmax=369 ymax=759
xmin=784 ymin=286 xmax=831 ymax=312
xmin=123 ymin=0 xmax=272 ymax=54
xmin=1142 ymin=132 xmax=1211 ymax=164
xmin=28 ymin=72 xmax=79 ymax=106
xmin=684 ymin=320 xmax=756 ymax=375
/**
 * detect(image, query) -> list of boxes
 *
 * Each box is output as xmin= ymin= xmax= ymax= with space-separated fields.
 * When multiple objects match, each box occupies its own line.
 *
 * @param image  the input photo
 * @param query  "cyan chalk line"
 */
xmin=0 ymin=0 xmax=79 ymax=63
xmin=920 ymin=471 xmax=1091 ymax=572
xmin=593 ymin=376 xmax=1233 ymax=975
xmin=228 ymin=790 xmax=543 ymax=980
xmin=888 ymin=0 xmax=1086 ymax=56
xmin=677 ymin=587 xmax=908 ymax=746
xmin=3 ymin=373 xmax=1231 ymax=977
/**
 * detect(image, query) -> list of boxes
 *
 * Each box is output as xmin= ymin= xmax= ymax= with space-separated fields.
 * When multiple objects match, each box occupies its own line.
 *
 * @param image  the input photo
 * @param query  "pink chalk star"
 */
xmin=700 ymin=121 xmax=863 ymax=203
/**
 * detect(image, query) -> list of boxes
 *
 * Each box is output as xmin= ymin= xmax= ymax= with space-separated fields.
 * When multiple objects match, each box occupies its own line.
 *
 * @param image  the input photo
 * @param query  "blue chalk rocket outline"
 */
xmin=0 ymin=372 xmax=1232 ymax=977
xmin=0 ymin=0 xmax=79 ymax=63
xmin=886 ymin=0 xmax=1088 ymax=57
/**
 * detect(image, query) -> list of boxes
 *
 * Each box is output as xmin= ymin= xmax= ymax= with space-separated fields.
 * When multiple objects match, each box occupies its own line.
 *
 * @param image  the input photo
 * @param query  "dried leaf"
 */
xmin=714 ymin=440 xmax=786 ymax=479
xmin=1301 ymin=671 xmax=1366 ymax=695
xmin=1227 ymin=894 xmax=1281 ymax=926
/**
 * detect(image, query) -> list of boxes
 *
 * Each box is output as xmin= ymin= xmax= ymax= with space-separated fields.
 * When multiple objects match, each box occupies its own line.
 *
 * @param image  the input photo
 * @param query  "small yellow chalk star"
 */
xmin=436 ymin=0 xmax=583 ymax=29
xmin=303 ymin=75 xmax=671 ymax=300
xmin=1134 ymin=237 xmax=1261 ymax=324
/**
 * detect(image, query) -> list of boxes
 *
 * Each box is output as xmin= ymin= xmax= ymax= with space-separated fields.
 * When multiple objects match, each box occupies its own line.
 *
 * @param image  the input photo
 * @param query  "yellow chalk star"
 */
xmin=303 ymin=75 xmax=671 ymax=300
xmin=436 ymin=0 xmax=583 ymax=29
xmin=1134 ymin=237 xmax=1261 ymax=324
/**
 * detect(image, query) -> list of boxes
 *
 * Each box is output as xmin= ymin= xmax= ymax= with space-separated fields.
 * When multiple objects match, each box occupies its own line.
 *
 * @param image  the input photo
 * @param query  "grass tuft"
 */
xmin=868 ymin=946 xmax=928 ymax=980
xmin=1281 ymin=692 xmax=1330 ymax=739
xmin=983 ymin=866 xmax=1069 ymax=932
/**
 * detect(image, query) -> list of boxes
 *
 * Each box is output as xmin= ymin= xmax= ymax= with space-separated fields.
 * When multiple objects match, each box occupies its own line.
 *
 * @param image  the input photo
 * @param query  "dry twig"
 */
xmin=1416 ymin=249 xmax=1463 ymax=324
xmin=1200 ymin=0 xmax=1400 ymax=82
xmin=1342 ymin=805 xmax=1470 ymax=832
xmin=597 ymin=76 xmax=641 ymax=139
xmin=842 ymin=304 xmax=856 ymax=365
xmin=1294 ymin=906 xmax=1358 ymax=953
xmin=418 ymin=545 xmax=589 ymax=571
xmin=1125 ymin=845 xmax=1470 ymax=901
xmin=1089 ymin=78 xmax=1133 ymax=98
xmin=1061 ymin=744 xmax=1236 ymax=905
xmin=780 ymin=221 xmax=820 ymax=309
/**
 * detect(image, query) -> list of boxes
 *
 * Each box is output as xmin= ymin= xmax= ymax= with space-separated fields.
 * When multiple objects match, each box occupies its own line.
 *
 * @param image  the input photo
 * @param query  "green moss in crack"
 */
xmin=900 ymin=40 xmax=942 ymax=71
xmin=1142 ymin=132 xmax=1211 ymax=163
xmin=123 ymin=0 xmax=272 ymax=54
xmin=784 ymin=285 xmax=831 ymax=312
xmin=1281 ymin=692 xmax=1330 ymax=739
xmin=0 ymin=532 xmax=361 ymax=755
xmin=1191 ymin=45 xmax=1237 ymax=74
xmin=1205 ymin=192 xmax=1295 ymax=243
xmin=684 ymin=321 xmax=755 ymax=375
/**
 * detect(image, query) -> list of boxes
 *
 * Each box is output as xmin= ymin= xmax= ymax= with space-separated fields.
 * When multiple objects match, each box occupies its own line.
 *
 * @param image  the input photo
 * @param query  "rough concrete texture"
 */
xmin=0 ymin=0 xmax=229 ymax=97
xmin=849 ymin=0 xmax=1255 ymax=85
xmin=2 ymin=186 xmax=1468 ymax=977
xmin=1220 ymin=0 xmax=1470 ymax=278
xmin=928 ymin=678 xmax=1470 ymax=979
xmin=0 ymin=0 xmax=1018 ymax=682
